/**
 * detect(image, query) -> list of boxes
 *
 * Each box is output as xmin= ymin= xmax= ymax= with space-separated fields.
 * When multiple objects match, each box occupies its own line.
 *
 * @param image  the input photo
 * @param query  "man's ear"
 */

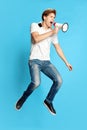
xmin=43 ymin=16 xmax=46 ymax=21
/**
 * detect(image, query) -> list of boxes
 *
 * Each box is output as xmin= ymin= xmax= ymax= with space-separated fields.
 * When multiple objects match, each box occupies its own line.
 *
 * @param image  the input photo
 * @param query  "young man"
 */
xmin=16 ymin=9 xmax=72 ymax=115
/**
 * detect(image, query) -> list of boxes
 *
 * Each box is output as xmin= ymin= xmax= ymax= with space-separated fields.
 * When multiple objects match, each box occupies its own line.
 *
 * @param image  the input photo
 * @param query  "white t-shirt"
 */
xmin=29 ymin=23 xmax=59 ymax=61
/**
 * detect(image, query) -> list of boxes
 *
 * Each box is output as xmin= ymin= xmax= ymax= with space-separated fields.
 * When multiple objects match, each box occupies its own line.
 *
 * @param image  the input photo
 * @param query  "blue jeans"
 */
xmin=23 ymin=59 xmax=62 ymax=103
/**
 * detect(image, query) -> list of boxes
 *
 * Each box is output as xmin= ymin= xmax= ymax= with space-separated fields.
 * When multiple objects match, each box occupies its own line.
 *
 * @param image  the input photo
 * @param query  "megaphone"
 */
xmin=53 ymin=22 xmax=69 ymax=32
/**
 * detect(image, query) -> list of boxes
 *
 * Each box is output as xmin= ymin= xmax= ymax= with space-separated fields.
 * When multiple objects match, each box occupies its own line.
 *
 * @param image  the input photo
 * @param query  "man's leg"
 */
xmin=16 ymin=60 xmax=41 ymax=110
xmin=42 ymin=61 xmax=62 ymax=115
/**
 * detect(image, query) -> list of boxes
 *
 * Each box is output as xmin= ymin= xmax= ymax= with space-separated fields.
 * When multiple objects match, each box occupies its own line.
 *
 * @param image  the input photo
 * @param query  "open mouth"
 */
xmin=50 ymin=21 xmax=53 ymax=24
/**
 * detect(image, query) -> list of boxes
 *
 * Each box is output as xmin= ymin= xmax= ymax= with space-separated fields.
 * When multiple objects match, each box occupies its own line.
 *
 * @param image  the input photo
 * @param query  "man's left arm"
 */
xmin=53 ymin=43 xmax=72 ymax=71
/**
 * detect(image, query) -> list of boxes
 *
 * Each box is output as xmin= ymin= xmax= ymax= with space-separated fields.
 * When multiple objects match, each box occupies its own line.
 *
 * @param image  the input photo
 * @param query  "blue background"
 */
xmin=0 ymin=0 xmax=87 ymax=130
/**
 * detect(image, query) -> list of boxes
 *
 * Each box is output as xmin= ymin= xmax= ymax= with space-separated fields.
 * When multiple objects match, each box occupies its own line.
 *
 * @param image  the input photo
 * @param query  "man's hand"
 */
xmin=66 ymin=63 xmax=73 ymax=71
xmin=52 ymin=27 xmax=59 ymax=34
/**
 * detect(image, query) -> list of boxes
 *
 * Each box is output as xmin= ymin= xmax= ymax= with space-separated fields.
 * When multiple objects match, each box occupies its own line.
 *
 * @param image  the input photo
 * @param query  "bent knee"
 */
xmin=59 ymin=77 xmax=63 ymax=86
xmin=33 ymin=81 xmax=40 ymax=88
xmin=55 ymin=77 xmax=63 ymax=87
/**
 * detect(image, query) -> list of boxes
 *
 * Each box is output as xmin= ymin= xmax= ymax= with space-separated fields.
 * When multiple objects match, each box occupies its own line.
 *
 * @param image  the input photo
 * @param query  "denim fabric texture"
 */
xmin=23 ymin=59 xmax=62 ymax=103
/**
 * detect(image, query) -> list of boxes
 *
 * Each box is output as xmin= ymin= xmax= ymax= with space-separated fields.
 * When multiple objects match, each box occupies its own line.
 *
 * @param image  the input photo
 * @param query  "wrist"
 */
xmin=52 ymin=29 xmax=55 ymax=35
xmin=65 ymin=61 xmax=68 ymax=66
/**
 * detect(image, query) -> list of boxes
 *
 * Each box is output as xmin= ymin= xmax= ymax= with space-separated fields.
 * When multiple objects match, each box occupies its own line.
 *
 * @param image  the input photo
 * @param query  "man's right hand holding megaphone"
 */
xmin=53 ymin=22 xmax=69 ymax=32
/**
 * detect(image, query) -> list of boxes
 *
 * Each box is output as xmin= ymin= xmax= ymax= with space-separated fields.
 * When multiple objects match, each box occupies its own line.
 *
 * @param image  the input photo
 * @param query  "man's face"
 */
xmin=44 ymin=13 xmax=55 ymax=28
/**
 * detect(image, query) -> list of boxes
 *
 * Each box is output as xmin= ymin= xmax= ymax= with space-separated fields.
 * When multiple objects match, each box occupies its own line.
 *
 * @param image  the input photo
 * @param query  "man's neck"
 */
xmin=42 ymin=22 xmax=50 ymax=30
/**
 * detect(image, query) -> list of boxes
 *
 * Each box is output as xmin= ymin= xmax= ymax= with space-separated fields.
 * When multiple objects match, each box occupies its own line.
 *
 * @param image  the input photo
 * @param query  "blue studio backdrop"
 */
xmin=0 ymin=0 xmax=87 ymax=130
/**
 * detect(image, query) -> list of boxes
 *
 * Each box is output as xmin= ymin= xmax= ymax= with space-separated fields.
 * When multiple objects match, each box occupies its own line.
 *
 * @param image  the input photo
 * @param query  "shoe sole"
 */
xmin=44 ymin=102 xmax=56 ymax=115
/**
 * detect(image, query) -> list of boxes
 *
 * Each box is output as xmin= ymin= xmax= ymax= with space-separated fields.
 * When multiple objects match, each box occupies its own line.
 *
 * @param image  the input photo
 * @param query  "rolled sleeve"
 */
xmin=30 ymin=23 xmax=38 ymax=33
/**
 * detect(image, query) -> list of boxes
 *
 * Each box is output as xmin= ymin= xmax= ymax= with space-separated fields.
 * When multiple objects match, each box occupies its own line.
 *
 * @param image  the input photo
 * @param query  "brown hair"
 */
xmin=42 ymin=9 xmax=56 ymax=21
